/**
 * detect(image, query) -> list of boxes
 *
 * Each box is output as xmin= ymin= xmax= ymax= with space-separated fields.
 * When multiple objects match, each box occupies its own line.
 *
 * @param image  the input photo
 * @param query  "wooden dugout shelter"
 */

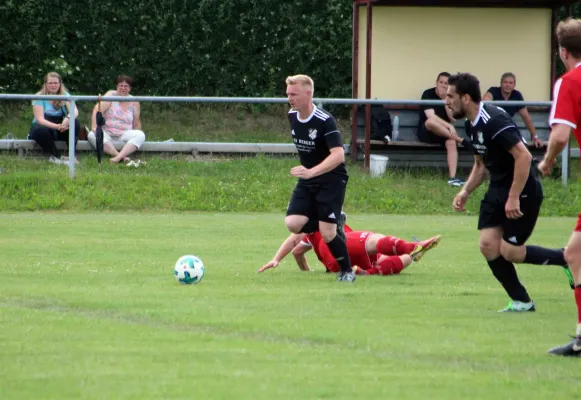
xmin=351 ymin=0 xmax=580 ymax=167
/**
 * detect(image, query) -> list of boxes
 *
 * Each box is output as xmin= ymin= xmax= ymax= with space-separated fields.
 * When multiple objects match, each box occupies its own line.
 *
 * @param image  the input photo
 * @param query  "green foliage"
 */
xmin=0 ymin=0 xmax=352 ymax=97
xmin=3 ymin=2 xmax=579 ymax=97
xmin=1 ymin=154 xmax=580 ymax=216
xmin=555 ymin=5 xmax=581 ymax=76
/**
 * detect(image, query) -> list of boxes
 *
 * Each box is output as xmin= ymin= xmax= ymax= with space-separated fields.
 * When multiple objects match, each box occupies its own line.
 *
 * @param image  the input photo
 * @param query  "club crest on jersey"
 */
xmin=308 ymin=128 xmax=317 ymax=140
xmin=478 ymin=131 xmax=484 ymax=144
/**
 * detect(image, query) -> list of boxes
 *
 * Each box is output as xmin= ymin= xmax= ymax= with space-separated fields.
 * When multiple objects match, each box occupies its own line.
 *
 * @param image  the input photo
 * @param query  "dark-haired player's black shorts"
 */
xmin=477 ymin=179 xmax=543 ymax=246
xmin=286 ymin=176 xmax=348 ymax=225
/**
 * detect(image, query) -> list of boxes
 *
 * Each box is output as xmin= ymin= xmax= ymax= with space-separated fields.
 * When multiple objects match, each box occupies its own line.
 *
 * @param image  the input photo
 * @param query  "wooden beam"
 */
xmin=364 ymin=0 xmax=373 ymax=170
xmin=351 ymin=1 xmax=360 ymax=163
xmin=550 ymin=7 xmax=557 ymax=98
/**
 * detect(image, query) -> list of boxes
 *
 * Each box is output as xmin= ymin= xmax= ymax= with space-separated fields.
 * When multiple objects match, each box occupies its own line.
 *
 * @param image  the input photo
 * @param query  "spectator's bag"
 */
xmin=357 ymin=105 xmax=393 ymax=142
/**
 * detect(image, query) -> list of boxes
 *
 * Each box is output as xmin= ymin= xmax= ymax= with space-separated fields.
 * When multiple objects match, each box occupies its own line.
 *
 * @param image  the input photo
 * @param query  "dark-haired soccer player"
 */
xmin=445 ymin=72 xmax=572 ymax=312
xmin=284 ymin=74 xmax=354 ymax=282
xmin=539 ymin=18 xmax=581 ymax=356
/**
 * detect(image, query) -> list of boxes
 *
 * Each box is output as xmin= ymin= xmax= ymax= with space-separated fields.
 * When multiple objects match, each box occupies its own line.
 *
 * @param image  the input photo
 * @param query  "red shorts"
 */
xmin=346 ymin=231 xmax=377 ymax=271
xmin=576 ymin=213 xmax=581 ymax=232
xmin=322 ymin=231 xmax=377 ymax=273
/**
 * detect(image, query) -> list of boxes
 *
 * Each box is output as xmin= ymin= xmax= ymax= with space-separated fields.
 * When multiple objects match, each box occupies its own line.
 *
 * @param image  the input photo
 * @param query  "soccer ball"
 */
xmin=174 ymin=255 xmax=205 ymax=284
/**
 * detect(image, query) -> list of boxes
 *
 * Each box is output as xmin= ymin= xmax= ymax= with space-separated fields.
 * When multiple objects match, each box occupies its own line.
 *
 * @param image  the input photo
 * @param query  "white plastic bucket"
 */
xmin=369 ymin=154 xmax=389 ymax=177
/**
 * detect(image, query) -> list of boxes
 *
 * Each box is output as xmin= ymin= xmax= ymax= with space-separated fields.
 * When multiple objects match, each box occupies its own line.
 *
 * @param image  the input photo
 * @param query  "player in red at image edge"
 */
xmin=538 ymin=18 xmax=581 ymax=357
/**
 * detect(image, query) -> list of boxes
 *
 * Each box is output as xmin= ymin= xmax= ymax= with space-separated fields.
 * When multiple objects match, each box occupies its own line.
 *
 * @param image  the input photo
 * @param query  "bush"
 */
xmin=0 ymin=0 xmax=352 ymax=98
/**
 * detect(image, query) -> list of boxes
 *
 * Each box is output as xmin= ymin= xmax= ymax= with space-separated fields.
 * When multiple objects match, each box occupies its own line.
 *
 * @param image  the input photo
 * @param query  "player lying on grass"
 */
xmin=258 ymin=223 xmax=441 ymax=275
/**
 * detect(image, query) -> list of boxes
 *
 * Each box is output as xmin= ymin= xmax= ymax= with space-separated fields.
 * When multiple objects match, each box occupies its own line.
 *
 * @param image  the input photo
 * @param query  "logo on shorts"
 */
xmin=308 ymin=129 xmax=317 ymax=140
xmin=508 ymin=236 xmax=518 ymax=244
xmin=478 ymin=131 xmax=484 ymax=144
xmin=291 ymin=129 xmax=295 ymax=136
xmin=328 ymin=212 xmax=336 ymax=219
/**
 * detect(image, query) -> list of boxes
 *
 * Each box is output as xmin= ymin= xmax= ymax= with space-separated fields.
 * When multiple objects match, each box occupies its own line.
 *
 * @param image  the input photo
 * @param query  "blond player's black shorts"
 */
xmin=286 ymin=177 xmax=347 ymax=224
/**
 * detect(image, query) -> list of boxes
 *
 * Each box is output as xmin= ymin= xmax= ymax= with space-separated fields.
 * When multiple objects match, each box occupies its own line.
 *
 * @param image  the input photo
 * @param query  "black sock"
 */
xmin=300 ymin=218 xmax=318 ymax=234
xmin=326 ymin=235 xmax=352 ymax=273
xmin=487 ymin=256 xmax=531 ymax=302
xmin=524 ymin=246 xmax=567 ymax=267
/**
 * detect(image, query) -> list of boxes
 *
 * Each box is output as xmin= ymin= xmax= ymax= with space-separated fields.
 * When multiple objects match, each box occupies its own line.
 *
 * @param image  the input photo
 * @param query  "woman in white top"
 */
xmin=88 ymin=75 xmax=146 ymax=163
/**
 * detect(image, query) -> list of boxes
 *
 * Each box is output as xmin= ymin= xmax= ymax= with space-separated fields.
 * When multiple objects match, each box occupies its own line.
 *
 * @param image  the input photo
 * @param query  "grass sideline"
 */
xmin=1 ymin=212 xmax=580 ymax=400
xmin=0 ymin=153 xmax=580 ymax=215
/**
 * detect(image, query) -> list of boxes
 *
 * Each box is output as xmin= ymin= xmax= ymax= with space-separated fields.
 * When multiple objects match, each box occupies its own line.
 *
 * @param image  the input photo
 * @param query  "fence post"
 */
xmin=561 ymin=142 xmax=569 ymax=187
xmin=68 ymin=99 xmax=76 ymax=179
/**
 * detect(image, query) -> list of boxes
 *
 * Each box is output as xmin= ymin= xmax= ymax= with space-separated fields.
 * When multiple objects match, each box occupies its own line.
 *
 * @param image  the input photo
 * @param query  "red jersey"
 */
xmin=550 ymin=63 xmax=581 ymax=231
xmin=550 ymin=63 xmax=581 ymax=144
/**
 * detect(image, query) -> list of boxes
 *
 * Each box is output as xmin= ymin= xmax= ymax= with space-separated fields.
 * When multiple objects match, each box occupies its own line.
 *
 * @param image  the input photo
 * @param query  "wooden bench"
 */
xmin=2 ymin=139 xmax=300 ymax=158
xmin=354 ymin=106 xmax=551 ymax=169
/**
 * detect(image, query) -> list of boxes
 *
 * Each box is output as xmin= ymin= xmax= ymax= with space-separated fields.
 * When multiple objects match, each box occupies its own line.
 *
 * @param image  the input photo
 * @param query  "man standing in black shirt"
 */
xmin=285 ymin=74 xmax=355 ymax=282
xmin=417 ymin=72 xmax=465 ymax=187
xmin=445 ymin=72 xmax=572 ymax=311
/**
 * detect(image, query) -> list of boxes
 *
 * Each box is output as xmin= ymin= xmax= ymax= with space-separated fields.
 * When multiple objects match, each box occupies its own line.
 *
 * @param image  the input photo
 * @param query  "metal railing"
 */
xmin=0 ymin=94 xmax=569 ymax=185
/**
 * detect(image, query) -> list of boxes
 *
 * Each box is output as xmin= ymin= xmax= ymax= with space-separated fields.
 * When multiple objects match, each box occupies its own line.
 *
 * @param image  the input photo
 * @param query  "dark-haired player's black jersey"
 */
xmin=288 ymin=106 xmax=347 ymax=183
xmin=465 ymin=103 xmax=536 ymax=187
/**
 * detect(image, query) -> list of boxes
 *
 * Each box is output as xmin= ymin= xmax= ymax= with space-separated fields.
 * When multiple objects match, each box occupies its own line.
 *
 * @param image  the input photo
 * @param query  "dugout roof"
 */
xmin=356 ymin=0 xmax=578 ymax=7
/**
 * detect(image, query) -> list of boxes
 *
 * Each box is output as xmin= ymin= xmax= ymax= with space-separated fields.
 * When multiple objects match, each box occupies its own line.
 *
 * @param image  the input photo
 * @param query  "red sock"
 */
xmin=376 ymin=236 xmax=416 ymax=255
xmin=575 ymin=286 xmax=581 ymax=324
xmin=373 ymin=256 xmax=405 ymax=275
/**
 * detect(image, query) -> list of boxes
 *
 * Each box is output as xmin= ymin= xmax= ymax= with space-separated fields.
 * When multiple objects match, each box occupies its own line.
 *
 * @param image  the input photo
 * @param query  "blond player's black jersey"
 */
xmin=288 ymin=106 xmax=347 ymax=182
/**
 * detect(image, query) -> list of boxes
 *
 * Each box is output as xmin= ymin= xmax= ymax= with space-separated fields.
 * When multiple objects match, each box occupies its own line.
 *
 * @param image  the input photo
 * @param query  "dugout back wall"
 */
xmin=357 ymin=7 xmax=552 ymax=101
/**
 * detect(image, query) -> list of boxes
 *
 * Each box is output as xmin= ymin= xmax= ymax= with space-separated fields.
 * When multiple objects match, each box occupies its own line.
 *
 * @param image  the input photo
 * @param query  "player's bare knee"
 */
xmin=320 ymin=230 xmax=336 ymax=243
xmin=564 ymin=246 xmax=581 ymax=268
xmin=500 ymin=242 xmax=525 ymax=263
xmin=285 ymin=216 xmax=304 ymax=234
xmin=479 ymin=239 xmax=500 ymax=259
xmin=318 ymin=221 xmax=338 ymax=243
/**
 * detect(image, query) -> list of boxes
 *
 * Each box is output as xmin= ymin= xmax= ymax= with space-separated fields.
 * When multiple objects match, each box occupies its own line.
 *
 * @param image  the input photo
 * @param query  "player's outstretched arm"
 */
xmin=507 ymin=142 xmax=532 ymax=199
xmin=453 ymin=156 xmax=486 ymax=212
xmin=291 ymin=244 xmax=312 ymax=271
xmin=257 ymin=233 xmax=306 ymax=273
xmin=506 ymin=142 xmax=532 ymax=219
xmin=539 ymin=124 xmax=571 ymax=176
xmin=463 ymin=155 xmax=487 ymax=194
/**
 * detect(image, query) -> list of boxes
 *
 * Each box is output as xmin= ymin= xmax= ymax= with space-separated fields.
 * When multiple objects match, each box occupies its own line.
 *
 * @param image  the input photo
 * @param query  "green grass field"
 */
xmin=1 ymin=212 xmax=580 ymax=399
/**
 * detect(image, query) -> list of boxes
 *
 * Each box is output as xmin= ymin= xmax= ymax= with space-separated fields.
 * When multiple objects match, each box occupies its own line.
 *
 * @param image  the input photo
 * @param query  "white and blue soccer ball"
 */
xmin=174 ymin=255 xmax=205 ymax=284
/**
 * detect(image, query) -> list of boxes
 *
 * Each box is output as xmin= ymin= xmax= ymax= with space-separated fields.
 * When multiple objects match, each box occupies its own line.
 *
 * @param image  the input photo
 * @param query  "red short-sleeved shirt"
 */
xmin=549 ymin=63 xmax=581 ymax=231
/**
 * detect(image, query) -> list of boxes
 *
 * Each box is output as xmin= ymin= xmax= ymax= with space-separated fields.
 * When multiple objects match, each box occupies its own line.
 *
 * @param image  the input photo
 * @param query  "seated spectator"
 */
xmin=88 ymin=75 xmax=145 ymax=163
xmin=28 ymin=72 xmax=80 ymax=165
xmin=417 ymin=72 xmax=465 ymax=187
xmin=483 ymin=72 xmax=542 ymax=148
